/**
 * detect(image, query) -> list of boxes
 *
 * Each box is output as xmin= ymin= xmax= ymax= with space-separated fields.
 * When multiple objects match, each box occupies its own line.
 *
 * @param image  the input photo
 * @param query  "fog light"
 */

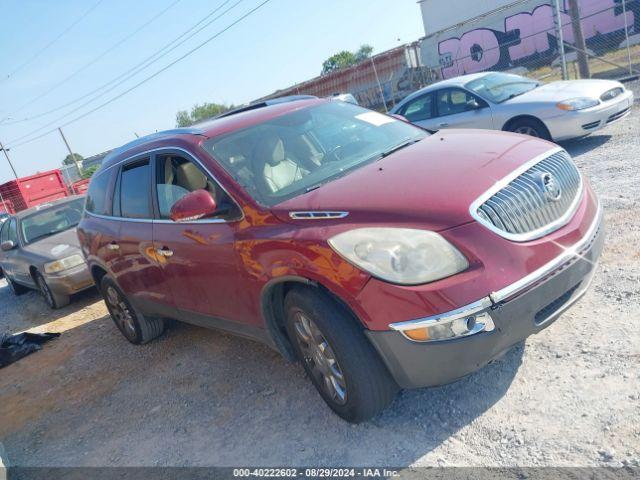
xmin=399 ymin=311 xmax=494 ymax=343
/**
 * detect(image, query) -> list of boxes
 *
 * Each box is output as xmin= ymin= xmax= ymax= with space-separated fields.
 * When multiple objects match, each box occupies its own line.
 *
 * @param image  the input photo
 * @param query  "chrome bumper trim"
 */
xmin=490 ymin=200 xmax=602 ymax=303
xmin=389 ymin=201 xmax=602 ymax=335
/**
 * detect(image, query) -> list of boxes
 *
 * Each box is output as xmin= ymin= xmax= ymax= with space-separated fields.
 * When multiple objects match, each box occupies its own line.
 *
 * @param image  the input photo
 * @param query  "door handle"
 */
xmin=107 ymin=242 xmax=119 ymax=251
xmin=438 ymin=122 xmax=449 ymax=127
xmin=156 ymin=248 xmax=173 ymax=258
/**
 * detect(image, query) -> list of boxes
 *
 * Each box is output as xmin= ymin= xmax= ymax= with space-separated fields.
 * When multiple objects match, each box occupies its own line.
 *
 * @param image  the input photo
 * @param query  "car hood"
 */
xmin=272 ymin=129 xmax=559 ymax=231
xmin=506 ymin=79 xmax=622 ymax=104
xmin=22 ymin=227 xmax=82 ymax=259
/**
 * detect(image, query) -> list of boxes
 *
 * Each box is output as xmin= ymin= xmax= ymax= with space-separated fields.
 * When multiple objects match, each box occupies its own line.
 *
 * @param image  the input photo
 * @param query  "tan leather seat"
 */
xmin=254 ymin=132 xmax=308 ymax=193
xmin=176 ymin=162 xmax=208 ymax=191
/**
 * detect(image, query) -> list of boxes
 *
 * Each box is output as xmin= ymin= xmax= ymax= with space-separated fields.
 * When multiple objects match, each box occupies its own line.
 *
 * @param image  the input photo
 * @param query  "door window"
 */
xmin=436 ymin=88 xmax=480 ymax=117
xmin=7 ymin=219 xmax=19 ymax=244
xmin=0 ymin=221 xmax=9 ymax=243
xmin=155 ymin=154 xmax=237 ymax=220
xmin=401 ymin=94 xmax=434 ymax=122
xmin=119 ymin=160 xmax=152 ymax=219
xmin=85 ymin=170 xmax=112 ymax=216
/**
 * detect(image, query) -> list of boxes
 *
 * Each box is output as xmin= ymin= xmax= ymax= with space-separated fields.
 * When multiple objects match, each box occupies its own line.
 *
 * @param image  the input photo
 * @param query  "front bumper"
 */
xmin=366 ymin=207 xmax=604 ymax=389
xmin=45 ymin=264 xmax=94 ymax=295
xmin=546 ymin=90 xmax=634 ymax=141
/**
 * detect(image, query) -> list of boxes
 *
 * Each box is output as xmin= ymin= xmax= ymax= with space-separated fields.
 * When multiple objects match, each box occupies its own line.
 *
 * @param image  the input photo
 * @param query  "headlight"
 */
xmin=556 ymin=97 xmax=599 ymax=111
xmin=328 ymin=228 xmax=468 ymax=285
xmin=44 ymin=254 xmax=85 ymax=274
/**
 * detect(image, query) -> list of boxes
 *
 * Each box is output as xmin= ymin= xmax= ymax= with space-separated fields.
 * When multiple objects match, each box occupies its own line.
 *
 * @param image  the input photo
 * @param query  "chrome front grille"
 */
xmin=472 ymin=149 xmax=583 ymax=241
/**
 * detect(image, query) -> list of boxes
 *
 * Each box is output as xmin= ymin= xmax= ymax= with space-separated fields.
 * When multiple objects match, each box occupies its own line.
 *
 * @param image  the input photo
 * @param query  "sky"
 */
xmin=0 ymin=0 xmax=425 ymax=183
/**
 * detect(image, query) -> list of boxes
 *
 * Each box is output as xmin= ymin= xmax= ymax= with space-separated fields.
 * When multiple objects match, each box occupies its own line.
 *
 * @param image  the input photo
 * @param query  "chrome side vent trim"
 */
xmin=289 ymin=211 xmax=349 ymax=220
xmin=470 ymin=147 xmax=583 ymax=242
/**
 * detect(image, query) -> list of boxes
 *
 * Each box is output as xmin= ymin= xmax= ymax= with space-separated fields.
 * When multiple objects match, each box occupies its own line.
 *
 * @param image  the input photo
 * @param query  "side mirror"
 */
xmin=1 ymin=240 xmax=16 ymax=251
xmin=169 ymin=189 xmax=218 ymax=223
xmin=390 ymin=113 xmax=410 ymax=123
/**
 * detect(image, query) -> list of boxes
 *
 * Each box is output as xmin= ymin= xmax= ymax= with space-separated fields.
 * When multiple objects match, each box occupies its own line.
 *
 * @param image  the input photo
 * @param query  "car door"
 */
xmin=433 ymin=87 xmax=494 ymax=130
xmin=0 ymin=219 xmax=12 ymax=277
xmin=398 ymin=92 xmax=438 ymax=130
xmin=110 ymin=157 xmax=177 ymax=318
xmin=151 ymin=150 xmax=243 ymax=325
xmin=2 ymin=218 xmax=31 ymax=285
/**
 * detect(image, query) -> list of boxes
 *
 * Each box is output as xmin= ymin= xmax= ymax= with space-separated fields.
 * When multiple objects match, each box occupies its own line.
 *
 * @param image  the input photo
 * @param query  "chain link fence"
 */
xmin=419 ymin=0 xmax=639 ymax=83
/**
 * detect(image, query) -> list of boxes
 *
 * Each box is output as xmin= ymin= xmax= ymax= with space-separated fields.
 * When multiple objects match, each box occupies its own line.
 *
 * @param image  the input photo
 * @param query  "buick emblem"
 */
xmin=539 ymin=172 xmax=562 ymax=202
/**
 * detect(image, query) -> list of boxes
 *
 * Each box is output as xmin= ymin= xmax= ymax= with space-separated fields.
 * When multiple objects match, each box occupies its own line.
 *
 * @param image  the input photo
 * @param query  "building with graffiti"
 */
xmin=418 ymin=0 xmax=639 ymax=79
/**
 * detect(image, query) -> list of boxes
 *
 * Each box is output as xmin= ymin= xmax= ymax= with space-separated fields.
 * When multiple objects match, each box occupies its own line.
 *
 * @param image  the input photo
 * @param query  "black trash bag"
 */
xmin=0 ymin=331 xmax=60 ymax=368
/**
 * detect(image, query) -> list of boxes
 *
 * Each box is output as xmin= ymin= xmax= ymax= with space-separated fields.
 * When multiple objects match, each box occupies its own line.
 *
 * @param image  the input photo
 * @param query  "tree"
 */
xmin=175 ymin=102 xmax=235 ymax=127
xmin=321 ymin=44 xmax=373 ymax=74
xmin=63 ymin=153 xmax=83 ymax=166
xmin=81 ymin=165 xmax=98 ymax=179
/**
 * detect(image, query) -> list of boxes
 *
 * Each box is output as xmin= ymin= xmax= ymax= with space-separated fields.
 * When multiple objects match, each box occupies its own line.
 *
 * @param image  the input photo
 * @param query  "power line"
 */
xmin=6 ymin=0 xmax=273 ymax=150
xmin=0 ymin=0 xmax=183 ymax=123
xmin=1 ymin=0 xmax=104 ymax=84
xmin=5 ymin=0 xmax=243 ymax=146
xmin=1 ymin=0 xmax=239 ymax=128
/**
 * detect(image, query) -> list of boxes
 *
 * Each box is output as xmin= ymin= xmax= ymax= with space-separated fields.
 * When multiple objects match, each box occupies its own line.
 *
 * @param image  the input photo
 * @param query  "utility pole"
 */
xmin=58 ymin=127 xmax=82 ymax=177
xmin=568 ymin=0 xmax=590 ymax=78
xmin=552 ymin=0 xmax=569 ymax=80
xmin=370 ymin=56 xmax=388 ymax=113
xmin=0 ymin=140 xmax=18 ymax=179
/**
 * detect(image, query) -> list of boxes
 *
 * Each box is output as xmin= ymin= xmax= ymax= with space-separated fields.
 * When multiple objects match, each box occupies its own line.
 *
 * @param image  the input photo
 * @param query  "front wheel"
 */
xmin=508 ymin=118 xmax=551 ymax=140
xmin=35 ymin=272 xmax=70 ymax=309
xmin=100 ymin=276 xmax=165 ymax=344
xmin=284 ymin=287 xmax=398 ymax=423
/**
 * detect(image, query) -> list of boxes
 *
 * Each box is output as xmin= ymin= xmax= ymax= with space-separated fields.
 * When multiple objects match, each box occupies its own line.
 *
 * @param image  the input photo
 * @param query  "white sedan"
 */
xmin=390 ymin=72 xmax=634 ymax=141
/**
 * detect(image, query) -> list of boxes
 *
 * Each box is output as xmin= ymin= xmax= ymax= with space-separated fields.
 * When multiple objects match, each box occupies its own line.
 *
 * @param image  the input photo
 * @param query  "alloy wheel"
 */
xmin=292 ymin=310 xmax=347 ymax=405
xmin=514 ymin=126 xmax=540 ymax=137
xmin=105 ymin=286 xmax=137 ymax=339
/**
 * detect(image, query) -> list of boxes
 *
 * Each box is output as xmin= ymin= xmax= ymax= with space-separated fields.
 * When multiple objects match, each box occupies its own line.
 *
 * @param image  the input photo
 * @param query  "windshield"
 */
xmin=466 ymin=72 xmax=538 ymax=103
xmin=20 ymin=198 xmax=85 ymax=244
xmin=203 ymin=102 xmax=427 ymax=206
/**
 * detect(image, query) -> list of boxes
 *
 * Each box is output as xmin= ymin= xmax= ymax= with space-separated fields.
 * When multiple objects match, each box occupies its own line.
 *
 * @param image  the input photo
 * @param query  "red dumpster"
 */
xmin=0 ymin=169 xmax=69 ymax=214
xmin=70 ymin=178 xmax=91 ymax=195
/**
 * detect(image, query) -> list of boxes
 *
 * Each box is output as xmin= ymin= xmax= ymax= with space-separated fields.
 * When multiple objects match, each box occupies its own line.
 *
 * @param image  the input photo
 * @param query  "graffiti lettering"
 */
xmin=435 ymin=0 xmax=637 ymax=78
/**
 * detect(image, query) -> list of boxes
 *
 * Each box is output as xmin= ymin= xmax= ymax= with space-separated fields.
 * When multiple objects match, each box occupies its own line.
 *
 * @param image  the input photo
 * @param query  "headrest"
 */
xmin=176 ymin=162 xmax=207 ymax=191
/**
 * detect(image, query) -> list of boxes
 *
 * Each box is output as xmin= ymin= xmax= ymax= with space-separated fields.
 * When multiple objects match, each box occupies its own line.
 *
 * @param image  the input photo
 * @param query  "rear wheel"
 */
xmin=508 ymin=118 xmax=551 ymax=140
xmin=284 ymin=287 xmax=398 ymax=423
xmin=35 ymin=271 xmax=70 ymax=309
xmin=100 ymin=276 xmax=165 ymax=344
xmin=6 ymin=275 xmax=28 ymax=296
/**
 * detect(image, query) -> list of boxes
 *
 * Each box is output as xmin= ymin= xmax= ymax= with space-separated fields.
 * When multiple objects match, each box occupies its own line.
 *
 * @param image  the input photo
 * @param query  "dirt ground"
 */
xmin=1 ymin=88 xmax=639 ymax=468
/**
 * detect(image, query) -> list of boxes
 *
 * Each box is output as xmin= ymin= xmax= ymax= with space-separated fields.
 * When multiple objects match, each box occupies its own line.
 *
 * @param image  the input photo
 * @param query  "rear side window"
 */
xmin=119 ymin=160 xmax=151 ymax=219
xmin=85 ymin=170 xmax=112 ymax=216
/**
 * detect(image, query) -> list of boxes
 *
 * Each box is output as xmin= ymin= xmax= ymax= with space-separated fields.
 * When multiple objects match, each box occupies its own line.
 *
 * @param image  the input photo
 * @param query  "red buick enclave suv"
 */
xmin=78 ymin=98 xmax=603 ymax=422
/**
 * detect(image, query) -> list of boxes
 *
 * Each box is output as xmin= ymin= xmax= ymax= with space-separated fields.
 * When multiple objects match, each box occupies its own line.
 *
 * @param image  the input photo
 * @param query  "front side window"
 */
xmin=20 ymin=198 xmax=85 ymax=245
xmin=119 ymin=160 xmax=151 ymax=219
xmin=155 ymin=154 xmax=238 ymax=220
xmin=402 ymin=94 xmax=434 ymax=122
xmin=0 ymin=220 xmax=9 ymax=243
xmin=7 ymin=219 xmax=18 ymax=244
xmin=203 ymin=102 xmax=428 ymax=206
xmin=466 ymin=72 xmax=538 ymax=103
xmin=436 ymin=88 xmax=479 ymax=117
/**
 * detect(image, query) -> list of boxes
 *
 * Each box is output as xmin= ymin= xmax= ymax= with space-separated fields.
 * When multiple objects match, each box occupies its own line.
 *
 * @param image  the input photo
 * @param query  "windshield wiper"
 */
xmin=376 ymin=138 xmax=422 ymax=160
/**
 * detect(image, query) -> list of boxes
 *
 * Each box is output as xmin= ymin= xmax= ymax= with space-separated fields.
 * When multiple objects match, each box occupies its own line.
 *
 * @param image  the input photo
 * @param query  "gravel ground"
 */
xmin=0 ymin=86 xmax=639 ymax=469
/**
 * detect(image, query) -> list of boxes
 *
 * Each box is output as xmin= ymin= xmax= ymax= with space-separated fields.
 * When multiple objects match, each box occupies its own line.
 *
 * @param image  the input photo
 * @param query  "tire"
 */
xmin=100 ymin=276 xmax=165 ymax=345
xmin=34 ymin=271 xmax=70 ymax=309
xmin=284 ymin=287 xmax=398 ymax=423
xmin=6 ymin=275 xmax=28 ymax=296
xmin=507 ymin=118 xmax=552 ymax=140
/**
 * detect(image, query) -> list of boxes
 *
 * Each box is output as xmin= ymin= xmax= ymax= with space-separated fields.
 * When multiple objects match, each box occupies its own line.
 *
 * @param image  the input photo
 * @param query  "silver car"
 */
xmin=0 ymin=196 xmax=94 ymax=309
xmin=390 ymin=71 xmax=634 ymax=141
